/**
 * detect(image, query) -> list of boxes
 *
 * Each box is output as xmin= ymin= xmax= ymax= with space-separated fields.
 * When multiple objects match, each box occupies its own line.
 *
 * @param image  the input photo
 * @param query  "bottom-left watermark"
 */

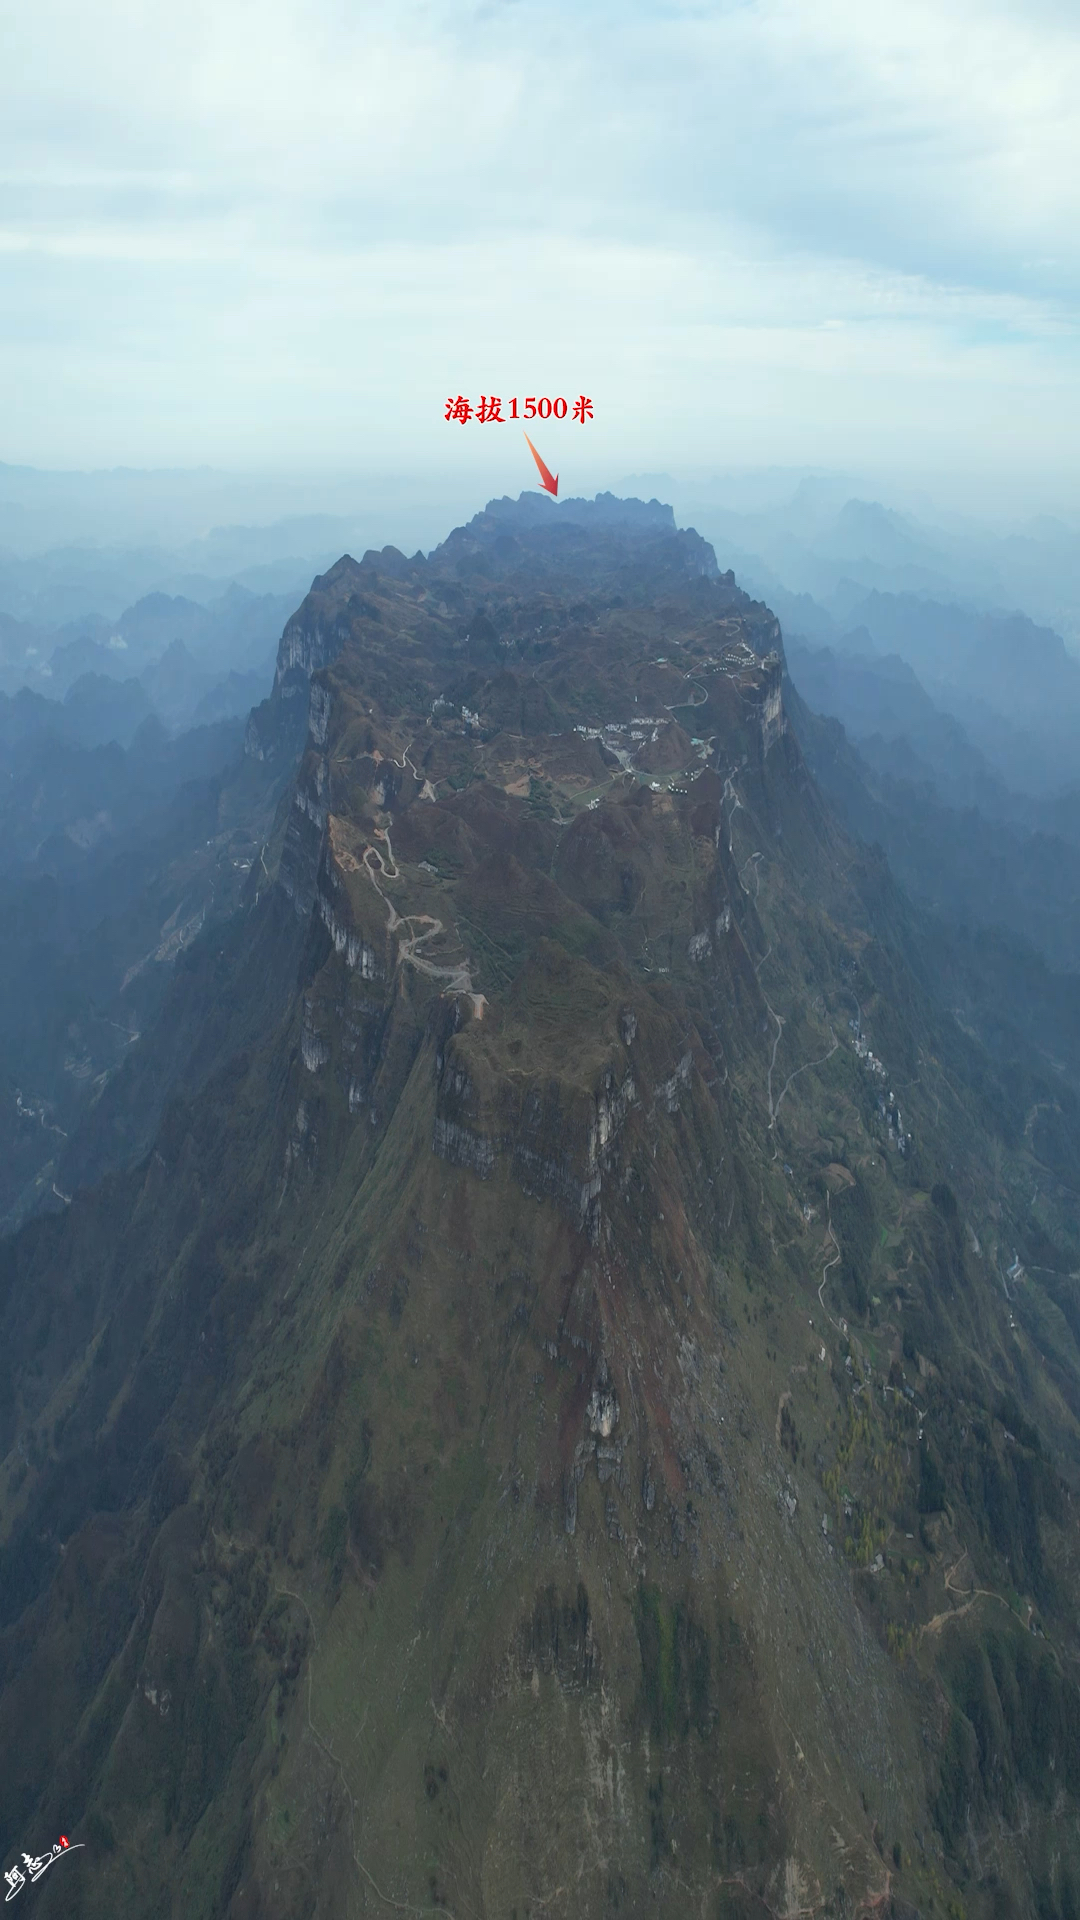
xmin=5 ymin=1838 xmax=84 ymax=1901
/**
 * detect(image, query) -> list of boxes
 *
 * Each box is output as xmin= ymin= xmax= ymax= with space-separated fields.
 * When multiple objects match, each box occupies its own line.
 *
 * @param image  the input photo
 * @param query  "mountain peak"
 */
xmin=474 ymin=489 xmax=677 ymax=533
xmin=1 ymin=499 xmax=1078 ymax=1920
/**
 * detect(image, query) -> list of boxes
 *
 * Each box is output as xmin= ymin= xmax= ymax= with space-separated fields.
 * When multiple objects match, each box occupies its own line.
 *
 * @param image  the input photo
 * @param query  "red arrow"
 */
xmin=523 ymin=431 xmax=558 ymax=497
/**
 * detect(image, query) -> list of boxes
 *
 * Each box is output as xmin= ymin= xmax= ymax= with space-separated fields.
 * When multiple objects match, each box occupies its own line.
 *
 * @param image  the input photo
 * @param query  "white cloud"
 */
xmin=1 ymin=0 xmax=1078 ymax=475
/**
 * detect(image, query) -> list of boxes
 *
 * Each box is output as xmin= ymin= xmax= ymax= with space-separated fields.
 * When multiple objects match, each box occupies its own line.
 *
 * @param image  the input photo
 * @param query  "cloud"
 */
xmin=1 ymin=0 xmax=1078 ymax=476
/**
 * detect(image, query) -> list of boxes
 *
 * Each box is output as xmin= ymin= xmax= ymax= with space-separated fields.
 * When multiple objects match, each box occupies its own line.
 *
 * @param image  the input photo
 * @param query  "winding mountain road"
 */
xmin=360 ymin=839 xmax=486 ymax=1016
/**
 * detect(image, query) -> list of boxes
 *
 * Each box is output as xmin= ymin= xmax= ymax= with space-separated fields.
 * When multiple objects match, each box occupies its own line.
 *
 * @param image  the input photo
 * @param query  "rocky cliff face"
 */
xmin=244 ymin=548 xmax=419 ymax=765
xmin=432 ymin=972 xmax=642 ymax=1241
xmin=0 ymin=496 xmax=1078 ymax=1920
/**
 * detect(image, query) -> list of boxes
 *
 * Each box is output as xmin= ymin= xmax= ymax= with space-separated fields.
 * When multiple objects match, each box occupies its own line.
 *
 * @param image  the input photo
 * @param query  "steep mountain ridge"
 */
xmin=781 ymin=680 xmax=1080 ymax=1087
xmin=0 ymin=497 xmax=1078 ymax=1920
xmin=0 ymin=704 xmax=294 ymax=1229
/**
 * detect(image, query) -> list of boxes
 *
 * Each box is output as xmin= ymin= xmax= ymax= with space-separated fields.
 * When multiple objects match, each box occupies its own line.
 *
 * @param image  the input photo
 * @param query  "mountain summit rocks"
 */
xmin=0 ymin=496 xmax=1078 ymax=1919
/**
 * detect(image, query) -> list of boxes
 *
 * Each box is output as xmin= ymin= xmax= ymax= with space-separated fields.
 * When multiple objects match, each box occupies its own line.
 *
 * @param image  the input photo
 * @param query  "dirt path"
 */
xmin=920 ymin=1552 xmax=1019 ymax=1638
xmin=360 ymin=842 xmax=486 ymax=1017
xmin=818 ymin=1198 xmax=842 ymax=1329
xmin=664 ymin=676 xmax=709 ymax=711
xmin=771 ymin=1031 xmax=839 ymax=1127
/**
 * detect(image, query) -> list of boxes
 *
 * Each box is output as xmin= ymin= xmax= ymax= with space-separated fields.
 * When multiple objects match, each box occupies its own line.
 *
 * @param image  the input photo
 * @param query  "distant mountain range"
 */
xmin=683 ymin=477 xmax=1080 ymax=650
xmin=718 ymin=564 xmax=1080 ymax=796
xmin=0 ymin=586 xmax=285 ymax=739
xmin=0 ymin=462 xmax=486 ymax=625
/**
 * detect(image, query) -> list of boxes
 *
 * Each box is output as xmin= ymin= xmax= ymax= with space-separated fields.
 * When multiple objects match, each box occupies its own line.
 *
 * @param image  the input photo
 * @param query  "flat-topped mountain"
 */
xmin=0 ymin=496 xmax=1078 ymax=1920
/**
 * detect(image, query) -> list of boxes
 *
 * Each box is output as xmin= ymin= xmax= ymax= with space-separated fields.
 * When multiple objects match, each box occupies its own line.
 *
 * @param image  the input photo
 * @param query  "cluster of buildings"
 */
xmin=849 ymin=1019 xmax=912 ymax=1154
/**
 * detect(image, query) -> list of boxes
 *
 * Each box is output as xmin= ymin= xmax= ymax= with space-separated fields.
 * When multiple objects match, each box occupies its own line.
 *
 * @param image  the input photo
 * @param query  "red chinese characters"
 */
xmin=444 ymin=395 xmax=593 ymax=423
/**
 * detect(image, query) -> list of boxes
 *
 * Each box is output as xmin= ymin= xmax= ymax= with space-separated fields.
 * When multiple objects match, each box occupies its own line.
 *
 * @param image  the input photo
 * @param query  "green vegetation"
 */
xmin=0 ymin=516 xmax=1076 ymax=1918
xmin=635 ymin=1586 xmax=711 ymax=1741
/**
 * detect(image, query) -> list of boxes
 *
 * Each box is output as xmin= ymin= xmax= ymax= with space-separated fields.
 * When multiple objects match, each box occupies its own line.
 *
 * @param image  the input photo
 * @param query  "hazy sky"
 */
xmin=3 ymin=0 xmax=1079 ymax=492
